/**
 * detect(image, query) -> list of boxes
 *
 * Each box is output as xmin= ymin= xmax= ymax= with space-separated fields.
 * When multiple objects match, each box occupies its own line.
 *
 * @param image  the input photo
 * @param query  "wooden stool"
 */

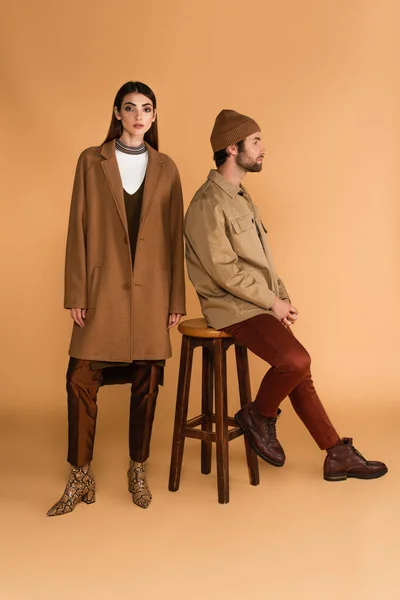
xmin=168 ymin=318 xmax=260 ymax=504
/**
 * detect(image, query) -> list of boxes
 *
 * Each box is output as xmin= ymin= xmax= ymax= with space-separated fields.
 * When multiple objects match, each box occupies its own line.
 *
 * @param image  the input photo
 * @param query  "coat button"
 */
xmin=123 ymin=282 xmax=131 ymax=291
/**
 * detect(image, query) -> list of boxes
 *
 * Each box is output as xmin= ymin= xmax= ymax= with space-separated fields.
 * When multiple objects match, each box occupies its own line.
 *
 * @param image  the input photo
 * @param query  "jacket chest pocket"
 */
xmin=230 ymin=214 xmax=260 ymax=256
xmin=231 ymin=214 xmax=254 ymax=234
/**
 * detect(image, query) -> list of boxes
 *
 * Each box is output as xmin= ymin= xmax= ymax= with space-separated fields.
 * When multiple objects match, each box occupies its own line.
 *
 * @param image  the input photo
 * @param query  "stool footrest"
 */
xmin=183 ymin=428 xmax=216 ymax=442
xmin=185 ymin=415 xmax=204 ymax=429
xmin=228 ymin=426 xmax=245 ymax=441
xmin=182 ymin=413 xmax=244 ymax=443
xmin=185 ymin=414 xmax=238 ymax=428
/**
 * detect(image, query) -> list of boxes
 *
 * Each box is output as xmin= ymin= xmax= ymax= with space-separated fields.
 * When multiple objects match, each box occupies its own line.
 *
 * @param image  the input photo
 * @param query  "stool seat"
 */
xmin=178 ymin=318 xmax=231 ymax=339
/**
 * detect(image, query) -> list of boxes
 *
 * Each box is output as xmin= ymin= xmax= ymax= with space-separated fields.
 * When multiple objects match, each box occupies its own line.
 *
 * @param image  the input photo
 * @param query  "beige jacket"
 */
xmin=65 ymin=140 xmax=186 ymax=362
xmin=184 ymin=170 xmax=289 ymax=329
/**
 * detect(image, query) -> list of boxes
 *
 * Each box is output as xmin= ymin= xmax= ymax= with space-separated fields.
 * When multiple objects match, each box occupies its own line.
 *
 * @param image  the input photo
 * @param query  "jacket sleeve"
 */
xmin=277 ymin=277 xmax=290 ymax=302
xmin=168 ymin=162 xmax=186 ymax=315
xmin=185 ymin=199 xmax=276 ymax=310
xmin=64 ymin=152 xmax=88 ymax=309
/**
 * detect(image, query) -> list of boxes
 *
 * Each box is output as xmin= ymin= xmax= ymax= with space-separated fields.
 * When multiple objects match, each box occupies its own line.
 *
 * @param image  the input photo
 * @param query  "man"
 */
xmin=184 ymin=109 xmax=387 ymax=481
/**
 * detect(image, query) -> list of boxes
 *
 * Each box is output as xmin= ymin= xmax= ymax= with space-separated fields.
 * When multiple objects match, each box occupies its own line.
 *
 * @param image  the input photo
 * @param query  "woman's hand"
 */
xmin=70 ymin=308 xmax=87 ymax=328
xmin=167 ymin=313 xmax=183 ymax=330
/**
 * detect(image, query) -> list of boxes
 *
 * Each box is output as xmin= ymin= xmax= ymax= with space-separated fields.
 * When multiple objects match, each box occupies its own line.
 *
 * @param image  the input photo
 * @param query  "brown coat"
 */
xmin=65 ymin=140 xmax=186 ymax=361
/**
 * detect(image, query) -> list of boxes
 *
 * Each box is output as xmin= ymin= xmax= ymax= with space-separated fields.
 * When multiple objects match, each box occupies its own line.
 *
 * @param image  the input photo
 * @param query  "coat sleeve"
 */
xmin=168 ymin=162 xmax=186 ymax=315
xmin=64 ymin=152 xmax=88 ymax=309
xmin=185 ymin=199 xmax=276 ymax=310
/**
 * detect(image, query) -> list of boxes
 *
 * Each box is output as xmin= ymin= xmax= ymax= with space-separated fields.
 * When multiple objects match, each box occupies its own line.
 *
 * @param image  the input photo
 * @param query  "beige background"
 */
xmin=1 ymin=1 xmax=399 ymax=599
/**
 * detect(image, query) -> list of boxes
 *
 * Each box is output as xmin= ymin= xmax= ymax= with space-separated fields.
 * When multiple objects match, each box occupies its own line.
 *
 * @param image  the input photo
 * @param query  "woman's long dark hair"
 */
xmin=103 ymin=81 xmax=159 ymax=150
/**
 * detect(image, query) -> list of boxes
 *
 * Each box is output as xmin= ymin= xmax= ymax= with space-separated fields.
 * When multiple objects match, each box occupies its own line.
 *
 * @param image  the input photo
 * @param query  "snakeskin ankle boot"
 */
xmin=127 ymin=461 xmax=152 ymax=509
xmin=47 ymin=463 xmax=96 ymax=517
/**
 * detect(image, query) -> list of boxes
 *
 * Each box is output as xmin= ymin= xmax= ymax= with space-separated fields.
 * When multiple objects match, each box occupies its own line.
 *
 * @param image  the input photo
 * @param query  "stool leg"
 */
xmin=201 ymin=346 xmax=214 ymax=475
xmin=235 ymin=344 xmax=260 ymax=486
xmin=214 ymin=339 xmax=229 ymax=504
xmin=169 ymin=335 xmax=193 ymax=492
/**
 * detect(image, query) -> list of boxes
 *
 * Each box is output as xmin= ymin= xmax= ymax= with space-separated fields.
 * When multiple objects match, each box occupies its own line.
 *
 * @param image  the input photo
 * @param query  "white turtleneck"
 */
xmin=116 ymin=149 xmax=148 ymax=194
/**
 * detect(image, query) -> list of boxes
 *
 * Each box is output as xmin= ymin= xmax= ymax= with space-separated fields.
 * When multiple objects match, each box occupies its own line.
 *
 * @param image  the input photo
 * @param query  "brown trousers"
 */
xmin=222 ymin=314 xmax=340 ymax=450
xmin=67 ymin=358 xmax=162 ymax=466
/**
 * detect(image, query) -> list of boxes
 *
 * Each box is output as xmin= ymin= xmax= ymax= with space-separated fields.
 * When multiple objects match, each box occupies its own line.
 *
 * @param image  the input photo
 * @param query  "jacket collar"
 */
xmin=207 ymin=169 xmax=247 ymax=199
xmin=100 ymin=140 xmax=164 ymax=234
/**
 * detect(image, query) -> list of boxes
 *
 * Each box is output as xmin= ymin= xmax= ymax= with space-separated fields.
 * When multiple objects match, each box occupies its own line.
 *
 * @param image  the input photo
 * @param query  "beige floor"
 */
xmin=1 ymin=389 xmax=398 ymax=600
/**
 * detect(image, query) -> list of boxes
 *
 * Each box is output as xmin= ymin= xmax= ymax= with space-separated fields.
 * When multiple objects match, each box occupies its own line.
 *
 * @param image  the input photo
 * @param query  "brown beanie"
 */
xmin=210 ymin=109 xmax=260 ymax=152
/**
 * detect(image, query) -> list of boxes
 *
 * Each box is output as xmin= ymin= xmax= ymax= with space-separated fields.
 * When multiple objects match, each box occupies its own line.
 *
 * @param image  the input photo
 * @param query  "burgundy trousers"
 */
xmin=222 ymin=314 xmax=340 ymax=450
xmin=66 ymin=358 xmax=162 ymax=467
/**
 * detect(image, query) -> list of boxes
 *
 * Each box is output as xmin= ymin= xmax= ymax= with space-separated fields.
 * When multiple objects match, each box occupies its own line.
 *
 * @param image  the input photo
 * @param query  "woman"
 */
xmin=47 ymin=81 xmax=186 ymax=516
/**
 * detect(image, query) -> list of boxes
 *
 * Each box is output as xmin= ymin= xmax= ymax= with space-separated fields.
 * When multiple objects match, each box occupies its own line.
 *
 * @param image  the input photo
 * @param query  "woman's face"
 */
xmin=114 ymin=92 xmax=156 ymax=138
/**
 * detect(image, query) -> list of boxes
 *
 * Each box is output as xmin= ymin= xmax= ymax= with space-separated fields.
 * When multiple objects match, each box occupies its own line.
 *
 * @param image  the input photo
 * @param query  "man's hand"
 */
xmin=272 ymin=297 xmax=298 ymax=328
xmin=70 ymin=308 xmax=87 ymax=328
xmin=167 ymin=313 xmax=183 ymax=330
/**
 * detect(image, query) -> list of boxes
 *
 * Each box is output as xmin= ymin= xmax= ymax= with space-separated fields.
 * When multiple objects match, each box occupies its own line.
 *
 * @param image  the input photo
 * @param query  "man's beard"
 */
xmin=235 ymin=153 xmax=263 ymax=172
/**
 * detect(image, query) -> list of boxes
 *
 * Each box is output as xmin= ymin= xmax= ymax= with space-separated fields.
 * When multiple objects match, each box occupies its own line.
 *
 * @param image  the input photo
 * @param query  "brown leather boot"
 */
xmin=235 ymin=403 xmax=285 ymax=467
xmin=324 ymin=438 xmax=388 ymax=481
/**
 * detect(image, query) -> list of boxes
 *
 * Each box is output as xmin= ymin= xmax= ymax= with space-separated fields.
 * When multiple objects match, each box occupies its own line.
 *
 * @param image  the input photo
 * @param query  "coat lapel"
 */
xmin=100 ymin=140 xmax=128 ymax=233
xmin=100 ymin=140 xmax=164 ymax=233
xmin=140 ymin=143 xmax=164 ymax=227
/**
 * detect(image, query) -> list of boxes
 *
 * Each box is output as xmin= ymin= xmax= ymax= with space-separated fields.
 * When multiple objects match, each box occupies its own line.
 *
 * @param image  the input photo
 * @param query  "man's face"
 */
xmin=235 ymin=132 xmax=265 ymax=172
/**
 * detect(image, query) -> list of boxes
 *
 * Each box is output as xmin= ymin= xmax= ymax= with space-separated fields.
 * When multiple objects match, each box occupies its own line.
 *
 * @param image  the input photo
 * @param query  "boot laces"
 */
xmin=351 ymin=445 xmax=368 ymax=464
xmin=265 ymin=417 xmax=277 ymax=440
